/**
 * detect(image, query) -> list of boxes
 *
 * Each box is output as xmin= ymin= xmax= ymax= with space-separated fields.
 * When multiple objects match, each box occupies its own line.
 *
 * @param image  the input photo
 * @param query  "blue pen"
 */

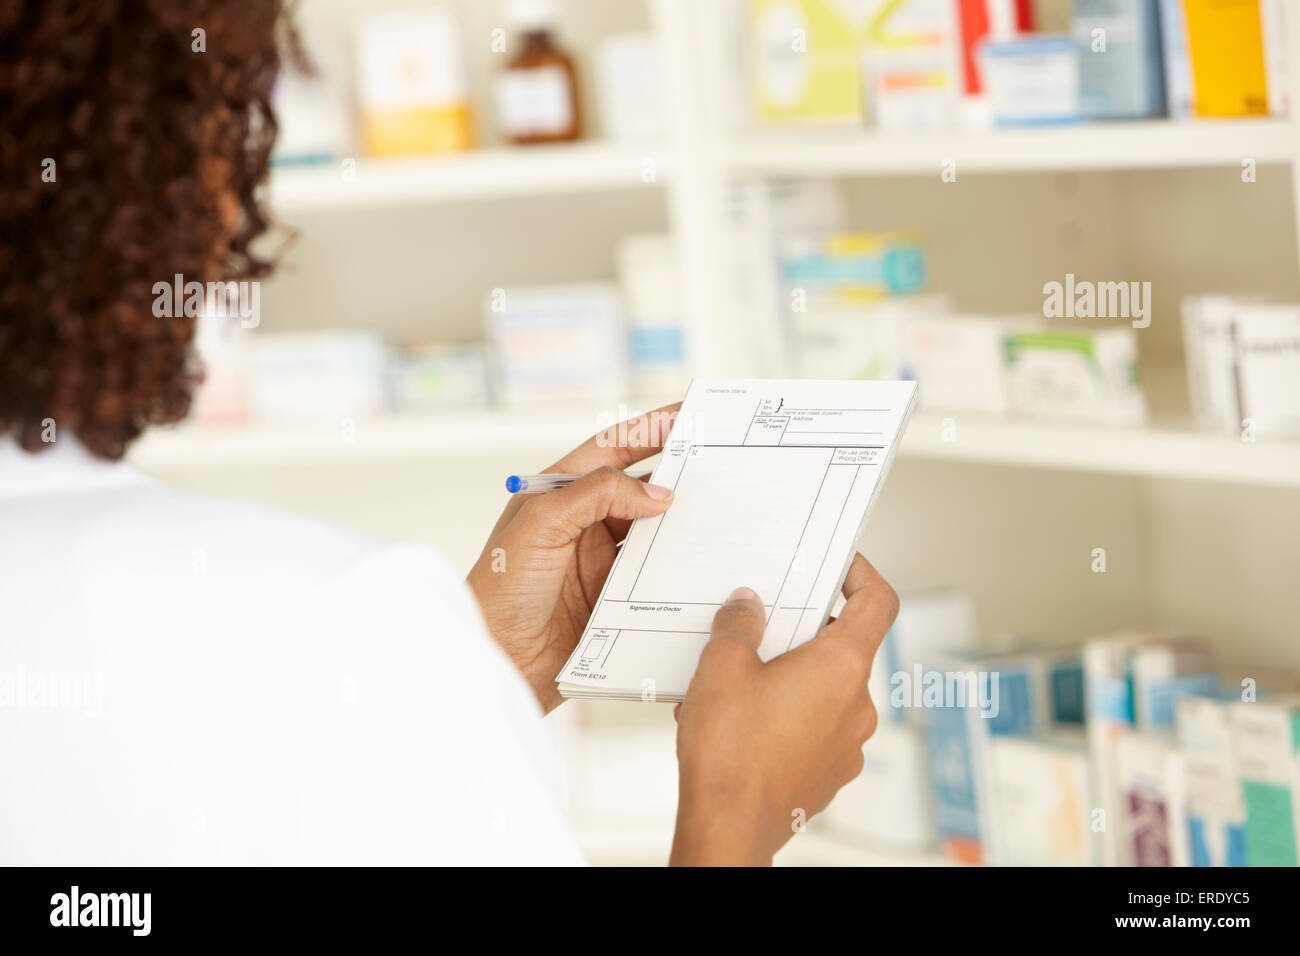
xmin=505 ymin=471 xmax=651 ymax=494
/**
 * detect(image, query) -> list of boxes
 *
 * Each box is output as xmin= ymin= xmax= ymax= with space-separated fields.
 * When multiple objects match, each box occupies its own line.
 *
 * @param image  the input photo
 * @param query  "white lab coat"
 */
xmin=0 ymin=437 xmax=583 ymax=865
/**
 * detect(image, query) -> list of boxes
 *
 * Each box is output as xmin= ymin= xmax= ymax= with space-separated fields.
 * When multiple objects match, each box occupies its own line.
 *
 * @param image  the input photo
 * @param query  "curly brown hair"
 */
xmin=0 ymin=0 xmax=293 ymax=460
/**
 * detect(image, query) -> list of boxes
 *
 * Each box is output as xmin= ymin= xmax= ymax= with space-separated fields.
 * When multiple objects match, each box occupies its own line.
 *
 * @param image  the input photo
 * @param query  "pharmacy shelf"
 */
xmin=128 ymin=406 xmax=615 ymax=470
xmin=269 ymin=141 xmax=669 ymax=213
xmin=726 ymin=118 xmax=1297 ymax=178
xmin=902 ymin=411 xmax=1300 ymax=488
xmin=129 ymin=408 xmax=1300 ymax=489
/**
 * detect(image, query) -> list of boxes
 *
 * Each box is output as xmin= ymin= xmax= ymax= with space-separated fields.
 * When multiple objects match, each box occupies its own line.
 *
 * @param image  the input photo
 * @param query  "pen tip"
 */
xmin=505 ymin=475 xmax=522 ymax=494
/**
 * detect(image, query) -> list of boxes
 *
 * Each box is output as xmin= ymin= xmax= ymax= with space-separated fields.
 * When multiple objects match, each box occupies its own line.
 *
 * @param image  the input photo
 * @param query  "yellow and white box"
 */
xmin=750 ymin=0 xmax=865 ymax=124
xmin=357 ymin=10 xmax=474 ymax=156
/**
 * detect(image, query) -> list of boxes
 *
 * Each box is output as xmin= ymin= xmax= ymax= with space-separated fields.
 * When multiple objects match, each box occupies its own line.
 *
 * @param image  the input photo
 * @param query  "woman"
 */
xmin=0 ymin=0 xmax=895 ymax=865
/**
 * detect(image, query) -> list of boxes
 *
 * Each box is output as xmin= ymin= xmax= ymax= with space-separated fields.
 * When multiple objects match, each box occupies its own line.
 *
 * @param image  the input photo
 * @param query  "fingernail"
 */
xmin=644 ymin=483 xmax=674 ymax=501
xmin=727 ymin=586 xmax=757 ymax=603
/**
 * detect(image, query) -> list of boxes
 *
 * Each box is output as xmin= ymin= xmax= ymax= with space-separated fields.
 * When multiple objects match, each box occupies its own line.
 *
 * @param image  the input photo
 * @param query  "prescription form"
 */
xmin=557 ymin=378 xmax=917 ymax=701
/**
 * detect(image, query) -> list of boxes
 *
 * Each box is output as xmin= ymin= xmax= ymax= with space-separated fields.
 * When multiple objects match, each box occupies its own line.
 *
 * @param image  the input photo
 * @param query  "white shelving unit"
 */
xmin=900 ymin=413 xmax=1300 ymax=489
xmin=727 ymin=118 xmax=1299 ymax=177
xmin=132 ymin=410 xmax=1300 ymax=490
xmin=131 ymin=408 xmax=607 ymax=469
xmin=270 ymin=141 xmax=669 ymax=213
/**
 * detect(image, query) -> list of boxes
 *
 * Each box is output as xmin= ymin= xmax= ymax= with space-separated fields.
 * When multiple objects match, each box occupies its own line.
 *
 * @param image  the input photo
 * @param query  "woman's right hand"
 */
xmin=670 ymin=553 xmax=898 ymax=866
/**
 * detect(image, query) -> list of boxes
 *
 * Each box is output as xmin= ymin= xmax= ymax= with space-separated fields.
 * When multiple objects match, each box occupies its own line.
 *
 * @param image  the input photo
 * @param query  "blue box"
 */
xmin=1073 ymin=0 xmax=1168 ymax=119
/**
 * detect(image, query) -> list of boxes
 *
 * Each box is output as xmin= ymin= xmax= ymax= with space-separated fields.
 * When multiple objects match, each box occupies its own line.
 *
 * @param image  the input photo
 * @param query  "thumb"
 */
xmin=708 ymin=586 xmax=766 ymax=655
xmin=516 ymin=466 xmax=673 ymax=548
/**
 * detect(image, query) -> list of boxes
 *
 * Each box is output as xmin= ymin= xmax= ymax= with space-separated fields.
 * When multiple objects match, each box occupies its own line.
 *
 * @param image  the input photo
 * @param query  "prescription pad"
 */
xmin=556 ymin=378 xmax=917 ymax=701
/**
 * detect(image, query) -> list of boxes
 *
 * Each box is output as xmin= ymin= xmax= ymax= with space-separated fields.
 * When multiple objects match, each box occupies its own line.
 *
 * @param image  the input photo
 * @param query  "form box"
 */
xmin=620 ymin=445 xmax=834 ymax=605
xmin=782 ymin=407 xmax=894 ymax=439
xmin=782 ymin=431 xmax=886 ymax=447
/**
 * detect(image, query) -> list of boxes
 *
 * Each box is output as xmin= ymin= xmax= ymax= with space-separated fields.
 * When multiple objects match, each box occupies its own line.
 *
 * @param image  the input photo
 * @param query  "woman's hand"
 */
xmin=670 ymin=554 xmax=898 ymax=866
xmin=467 ymin=406 xmax=680 ymax=714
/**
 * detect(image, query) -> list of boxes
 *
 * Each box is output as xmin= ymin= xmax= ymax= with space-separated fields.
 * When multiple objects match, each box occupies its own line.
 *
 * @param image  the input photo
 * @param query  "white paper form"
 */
xmin=556 ymin=378 xmax=917 ymax=701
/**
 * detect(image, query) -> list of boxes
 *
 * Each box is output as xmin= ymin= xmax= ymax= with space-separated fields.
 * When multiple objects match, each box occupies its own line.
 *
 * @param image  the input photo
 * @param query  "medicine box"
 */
xmin=1084 ymin=633 xmax=1139 ymax=866
xmin=1233 ymin=305 xmax=1300 ymax=439
xmin=989 ymin=731 xmax=1094 ymax=866
xmin=750 ymin=0 xmax=864 ymax=124
xmin=1231 ymin=694 xmax=1300 ymax=867
xmin=485 ymin=284 xmax=626 ymax=407
xmin=1177 ymin=693 xmax=1248 ymax=866
xmin=901 ymin=313 xmax=1031 ymax=415
xmin=981 ymin=36 xmax=1082 ymax=127
xmin=1115 ymin=730 xmax=1189 ymax=866
xmin=956 ymin=0 xmax=1037 ymax=125
xmin=1131 ymin=636 xmax=1218 ymax=729
xmin=1073 ymin=0 xmax=1166 ymax=120
xmin=617 ymin=235 xmax=689 ymax=399
xmin=778 ymin=230 xmax=928 ymax=302
xmin=790 ymin=294 xmax=947 ymax=381
xmin=247 ymin=330 xmax=388 ymax=421
xmin=866 ymin=0 xmax=963 ymax=130
xmin=1004 ymin=326 xmax=1148 ymax=425
xmin=1182 ymin=297 xmax=1300 ymax=439
xmin=1260 ymin=0 xmax=1290 ymax=116
xmin=1158 ymin=0 xmax=1195 ymax=117
xmin=1183 ymin=0 xmax=1270 ymax=117
xmin=595 ymin=34 xmax=664 ymax=142
xmin=356 ymin=11 xmax=473 ymax=155
xmin=1182 ymin=295 xmax=1260 ymax=434
xmin=869 ymin=589 xmax=979 ymax=726
xmin=387 ymin=342 xmax=490 ymax=413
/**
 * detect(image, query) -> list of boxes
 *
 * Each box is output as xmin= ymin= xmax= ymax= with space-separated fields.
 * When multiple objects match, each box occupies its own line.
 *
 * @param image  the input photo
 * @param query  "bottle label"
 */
xmin=496 ymin=66 xmax=573 ymax=136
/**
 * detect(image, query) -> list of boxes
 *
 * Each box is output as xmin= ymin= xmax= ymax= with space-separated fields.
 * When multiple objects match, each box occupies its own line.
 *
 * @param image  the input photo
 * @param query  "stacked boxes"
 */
xmin=925 ymin=644 xmax=1085 ymax=863
xmin=1085 ymin=634 xmax=1217 ymax=866
xmin=830 ymin=597 xmax=1296 ymax=867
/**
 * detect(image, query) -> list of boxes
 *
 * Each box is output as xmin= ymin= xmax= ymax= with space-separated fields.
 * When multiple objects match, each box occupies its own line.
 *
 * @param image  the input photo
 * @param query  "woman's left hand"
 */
xmin=467 ymin=405 xmax=679 ymax=713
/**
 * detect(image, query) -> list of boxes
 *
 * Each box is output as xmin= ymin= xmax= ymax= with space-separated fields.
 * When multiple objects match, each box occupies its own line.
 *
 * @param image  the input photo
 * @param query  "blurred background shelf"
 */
xmin=131 ymin=410 xmax=1300 ymax=489
xmin=265 ymin=118 xmax=1291 ymax=213
xmin=129 ymin=408 xmax=615 ymax=470
xmin=901 ymin=413 xmax=1300 ymax=488
xmin=269 ymin=141 xmax=669 ymax=213
xmin=727 ymin=118 xmax=1298 ymax=177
